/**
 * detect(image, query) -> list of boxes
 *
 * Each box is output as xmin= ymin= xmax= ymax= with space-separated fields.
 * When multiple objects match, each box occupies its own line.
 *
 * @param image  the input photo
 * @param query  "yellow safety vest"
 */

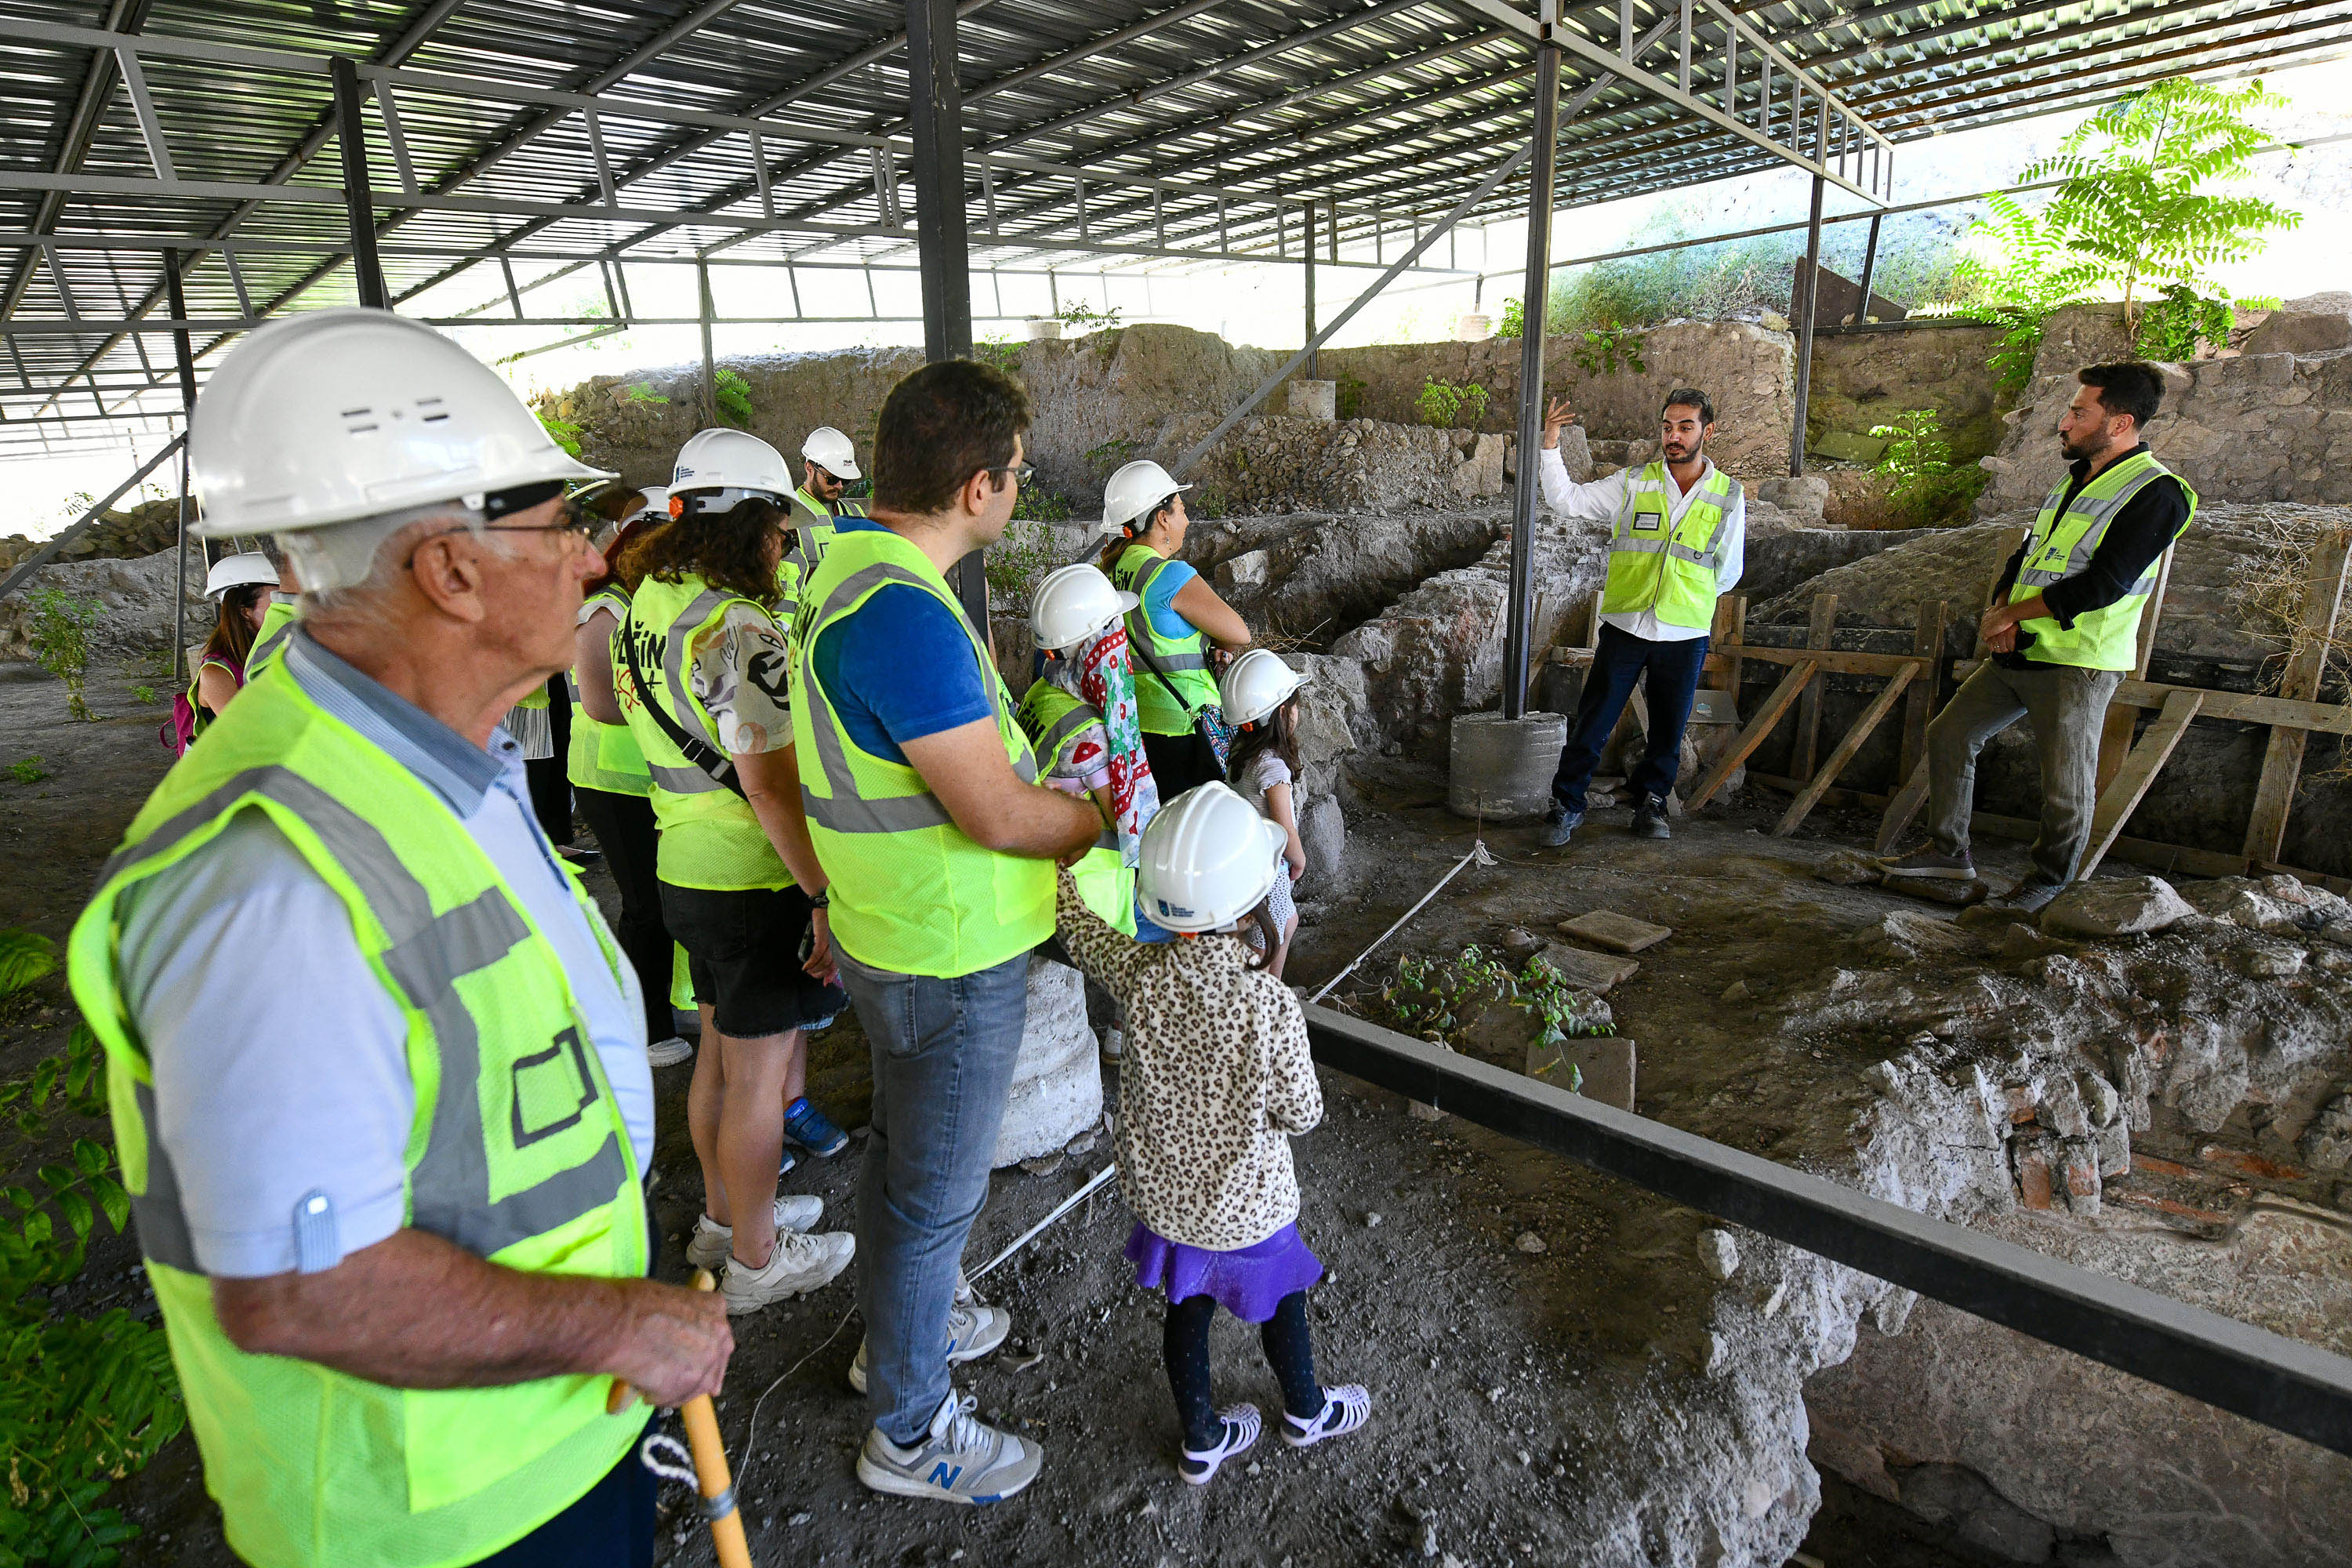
xmin=244 ymin=594 xmax=300 ymax=678
xmin=1111 ymin=543 xmax=1219 ymax=735
xmin=789 ymin=524 xmax=1052 ymax=976
xmin=1015 ymin=679 xmax=1134 ymax=935
xmin=615 ymin=574 xmax=790 ymax=891
xmin=2011 ymin=450 xmax=2198 ymax=671
xmin=566 ymin=586 xmax=651 ymax=797
xmin=1599 ymin=462 xmax=1739 ymax=632
xmin=67 ymin=662 xmax=646 ymax=1568
xmin=778 ymin=494 xmax=867 ymax=635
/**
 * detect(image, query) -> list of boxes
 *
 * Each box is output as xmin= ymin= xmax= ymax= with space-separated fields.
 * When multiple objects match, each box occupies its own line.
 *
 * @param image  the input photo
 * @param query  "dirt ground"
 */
xmin=0 ymin=653 xmax=2013 ymax=1568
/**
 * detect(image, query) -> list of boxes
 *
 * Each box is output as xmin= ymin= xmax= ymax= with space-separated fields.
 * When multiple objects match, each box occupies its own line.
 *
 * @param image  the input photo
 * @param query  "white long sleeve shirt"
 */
xmin=1538 ymin=445 xmax=1747 ymax=643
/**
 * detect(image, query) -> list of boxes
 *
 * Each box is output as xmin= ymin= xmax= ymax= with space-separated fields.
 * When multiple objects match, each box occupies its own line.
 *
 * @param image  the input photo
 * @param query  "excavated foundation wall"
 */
xmin=1806 ymin=321 xmax=2009 ymax=465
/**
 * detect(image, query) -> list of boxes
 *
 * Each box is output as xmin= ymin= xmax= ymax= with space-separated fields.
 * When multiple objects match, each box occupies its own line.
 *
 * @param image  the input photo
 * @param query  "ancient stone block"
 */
xmin=1532 ymin=942 xmax=1640 ymax=993
xmin=1556 ymin=909 xmax=1673 ymax=953
xmin=990 ymin=955 xmax=1102 ymax=1167
xmin=1882 ymin=873 xmax=1987 ymax=907
xmin=2058 ymin=1139 xmax=2103 ymax=1215
xmin=1214 ymin=548 xmax=1270 ymax=595
xmin=2095 ymin=1120 xmax=2132 ymax=1179
xmin=1813 ymin=849 xmax=1883 ymax=886
xmin=2038 ymin=875 xmax=2191 ymax=938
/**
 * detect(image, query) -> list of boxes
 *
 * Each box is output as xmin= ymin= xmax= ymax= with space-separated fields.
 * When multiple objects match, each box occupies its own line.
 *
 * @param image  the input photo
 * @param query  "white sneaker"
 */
xmin=720 ymin=1229 xmax=855 ymax=1314
xmin=1280 ymin=1384 xmax=1372 ymax=1448
xmin=1179 ymin=1404 xmax=1261 ymax=1485
xmin=1100 ymin=1028 xmax=1123 ymax=1064
xmin=855 ymin=1391 xmax=1042 ymax=1504
xmin=646 ymin=1035 xmax=695 ymax=1067
xmin=684 ymin=1196 xmax=825 ymax=1272
xmin=848 ymin=1301 xmax=1011 ymax=1393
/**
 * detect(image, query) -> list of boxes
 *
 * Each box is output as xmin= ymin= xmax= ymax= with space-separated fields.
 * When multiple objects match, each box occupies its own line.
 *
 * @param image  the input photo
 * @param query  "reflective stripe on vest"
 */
xmin=1112 ymin=543 xmax=1219 ymax=734
xmin=567 ymin=587 xmax=651 ymax=797
xmin=65 ymin=662 xmax=646 ymax=1566
xmin=2010 ymin=450 xmax=2198 ymax=671
xmin=1599 ymin=463 xmax=1737 ymax=631
xmin=617 ymin=576 xmax=791 ymax=888
xmin=245 ymin=596 xmax=299 ymax=676
xmin=789 ymin=530 xmax=1054 ymax=975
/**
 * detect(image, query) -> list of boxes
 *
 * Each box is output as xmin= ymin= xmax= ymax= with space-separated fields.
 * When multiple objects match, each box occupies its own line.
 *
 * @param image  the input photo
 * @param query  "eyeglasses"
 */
xmin=402 ymin=499 xmax=596 ymax=568
xmin=988 ymin=462 xmax=1034 ymax=487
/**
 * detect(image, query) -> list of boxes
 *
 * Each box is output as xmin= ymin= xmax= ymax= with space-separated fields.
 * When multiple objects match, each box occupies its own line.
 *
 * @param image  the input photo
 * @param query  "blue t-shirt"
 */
xmin=1141 ymin=557 xmax=1199 ymax=641
xmin=811 ymin=521 xmax=994 ymax=763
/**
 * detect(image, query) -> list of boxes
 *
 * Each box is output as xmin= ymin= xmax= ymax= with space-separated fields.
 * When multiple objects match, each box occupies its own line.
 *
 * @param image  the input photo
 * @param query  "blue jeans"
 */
xmin=1550 ymin=623 xmax=1711 ymax=815
xmin=836 ymin=946 xmax=1032 ymax=1446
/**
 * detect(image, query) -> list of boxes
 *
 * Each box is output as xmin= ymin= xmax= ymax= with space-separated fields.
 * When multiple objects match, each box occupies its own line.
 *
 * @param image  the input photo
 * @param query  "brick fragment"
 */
xmin=2016 ymin=1144 xmax=2055 ymax=1210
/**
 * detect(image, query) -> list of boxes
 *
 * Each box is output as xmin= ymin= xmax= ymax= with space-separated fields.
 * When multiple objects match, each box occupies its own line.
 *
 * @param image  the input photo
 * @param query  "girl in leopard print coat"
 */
xmin=1054 ymin=865 xmax=1372 ymax=1485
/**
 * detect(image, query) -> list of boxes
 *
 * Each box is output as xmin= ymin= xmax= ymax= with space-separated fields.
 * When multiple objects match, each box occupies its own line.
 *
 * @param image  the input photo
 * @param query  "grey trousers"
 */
xmin=1924 ymin=659 xmax=2122 ymax=886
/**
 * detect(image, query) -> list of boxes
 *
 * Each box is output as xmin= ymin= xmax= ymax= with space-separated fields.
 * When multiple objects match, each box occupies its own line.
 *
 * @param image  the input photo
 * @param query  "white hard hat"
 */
xmin=203 ymin=552 xmax=277 ymax=599
xmin=1137 ymin=782 xmax=1289 ymax=934
xmin=621 ymin=485 xmax=669 ymax=523
xmin=1098 ymin=458 xmax=1190 ymax=536
xmin=190 ymin=307 xmax=612 ymax=539
xmin=671 ymin=429 xmax=793 ymax=512
xmin=1219 ymin=648 xmax=1309 ymax=727
xmin=801 ymin=426 xmax=862 ymax=481
xmin=1030 ymin=563 xmax=1138 ymax=652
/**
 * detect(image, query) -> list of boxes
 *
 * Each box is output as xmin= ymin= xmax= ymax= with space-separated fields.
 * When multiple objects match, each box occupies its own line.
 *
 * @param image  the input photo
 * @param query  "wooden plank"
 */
xmin=1899 ymin=598 xmax=1947 ymax=779
xmin=1548 ymin=644 xmax=1933 ymax=680
xmin=1711 ymin=593 xmax=1746 ymax=697
xmin=1950 ymin=662 xmax=2352 ymax=736
xmin=1775 ymin=664 xmax=1915 ymax=837
xmin=2078 ymin=688 xmax=2204 ymax=879
xmin=2241 ymin=530 xmax=2350 ymax=863
xmin=2093 ymin=701 xmax=2139 ymax=797
xmin=1686 ymin=659 xmax=1817 ymax=810
xmin=1581 ymin=587 xmax=1605 ymax=650
xmin=1792 ymin=593 xmax=1839 ymax=781
xmin=1874 ymin=756 xmax=1932 ymax=853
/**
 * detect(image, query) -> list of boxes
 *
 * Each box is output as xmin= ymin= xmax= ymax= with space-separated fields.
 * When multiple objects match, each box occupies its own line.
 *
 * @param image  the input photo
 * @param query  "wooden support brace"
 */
xmin=1899 ymin=598 xmax=1947 ymax=779
xmin=1875 ymin=757 xmax=1930 ymax=855
xmin=1686 ymin=660 xmax=1817 ymax=811
xmin=2095 ymin=546 xmax=2177 ymax=795
xmin=1710 ymin=594 xmax=1745 ymax=696
xmin=1775 ymin=664 xmax=1914 ymax=837
xmin=2078 ymin=689 xmax=2204 ymax=880
xmin=2240 ymin=530 xmax=2350 ymax=864
xmin=1792 ymin=593 xmax=1838 ymax=780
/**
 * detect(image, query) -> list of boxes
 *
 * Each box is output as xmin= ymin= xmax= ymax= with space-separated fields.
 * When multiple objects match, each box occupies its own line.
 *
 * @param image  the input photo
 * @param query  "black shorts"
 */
xmin=656 ymin=882 xmax=848 ymax=1040
xmin=1142 ymin=727 xmax=1227 ymax=798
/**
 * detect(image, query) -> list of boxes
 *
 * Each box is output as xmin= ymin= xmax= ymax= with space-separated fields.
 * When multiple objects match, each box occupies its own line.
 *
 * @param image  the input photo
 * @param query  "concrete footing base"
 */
xmin=991 ymin=953 xmax=1102 ymax=1167
xmin=1448 ymin=710 xmax=1567 ymax=821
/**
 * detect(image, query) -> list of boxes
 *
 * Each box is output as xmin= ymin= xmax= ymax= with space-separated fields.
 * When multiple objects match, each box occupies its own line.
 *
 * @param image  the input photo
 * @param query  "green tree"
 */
xmin=1950 ymin=194 xmax=2104 ymax=396
xmin=27 ymin=592 xmax=100 ymax=723
xmin=2024 ymin=76 xmax=2299 ymax=339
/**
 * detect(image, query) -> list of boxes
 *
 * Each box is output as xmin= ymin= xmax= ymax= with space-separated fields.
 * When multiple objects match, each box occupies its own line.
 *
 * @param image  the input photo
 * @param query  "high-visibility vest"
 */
xmin=65 ymin=661 xmax=647 ymax=1568
xmin=789 ymin=525 xmax=1052 ymax=976
xmin=778 ymin=493 xmax=867 ymax=629
xmin=615 ymin=574 xmax=790 ymax=890
xmin=1599 ymin=462 xmax=1740 ymax=632
xmin=566 ymin=586 xmax=651 ymax=797
xmin=1016 ymin=679 xmax=1134 ymax=936
xmin=181 ymin=652 xmax=240 ymax=746
xmin=244 ymin=594 xmax=300 ymax=677
xmin=1110 ymin=543 xmax=1220 ymax=735
xmin=2011 ymin=450 xmax=2198 ymax=672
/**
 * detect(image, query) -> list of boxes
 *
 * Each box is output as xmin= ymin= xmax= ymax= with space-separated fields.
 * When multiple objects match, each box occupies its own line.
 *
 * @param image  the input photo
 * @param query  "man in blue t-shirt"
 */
xmin=799 ymin=361 xmax=1101 ymax=1508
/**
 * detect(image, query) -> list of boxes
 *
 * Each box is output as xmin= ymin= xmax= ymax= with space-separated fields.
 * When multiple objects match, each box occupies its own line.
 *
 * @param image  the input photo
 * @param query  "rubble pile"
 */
xmin=0 ymin=498 xmax=187 ymax=575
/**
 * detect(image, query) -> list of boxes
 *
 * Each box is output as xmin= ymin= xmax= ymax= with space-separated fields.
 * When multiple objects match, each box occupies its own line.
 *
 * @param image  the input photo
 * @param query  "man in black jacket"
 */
xmin=1878 ymin=361 xmax=2194 ymax=913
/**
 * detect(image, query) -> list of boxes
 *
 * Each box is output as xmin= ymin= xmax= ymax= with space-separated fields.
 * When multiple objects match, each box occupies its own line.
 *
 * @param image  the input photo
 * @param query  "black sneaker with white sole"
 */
xmin=1631 ymin=794 xmax=1671 ymax=839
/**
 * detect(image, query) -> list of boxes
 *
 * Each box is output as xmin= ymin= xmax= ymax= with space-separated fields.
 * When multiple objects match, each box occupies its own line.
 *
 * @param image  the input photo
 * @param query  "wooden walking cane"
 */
xmin=607 ymin=1269 xmax=753 ymax=1568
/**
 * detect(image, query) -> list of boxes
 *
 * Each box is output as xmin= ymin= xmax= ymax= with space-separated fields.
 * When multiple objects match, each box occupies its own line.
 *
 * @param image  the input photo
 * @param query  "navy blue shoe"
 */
xmin=784 ymin=1097 xmax=850 ymax=1158
xmin=1538 ymin=804 xmax=1583 ymax=848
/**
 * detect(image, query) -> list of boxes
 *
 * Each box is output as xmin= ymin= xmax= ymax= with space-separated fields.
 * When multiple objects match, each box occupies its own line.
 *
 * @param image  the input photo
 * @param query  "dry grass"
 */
xmin=2229 ymin=517 xmax=2352 ymax=778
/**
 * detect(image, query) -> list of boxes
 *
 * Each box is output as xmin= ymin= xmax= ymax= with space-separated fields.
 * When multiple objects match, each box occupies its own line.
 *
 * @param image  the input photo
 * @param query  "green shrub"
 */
xmin=2136 ymin=281 xmax=2246 ymax=361
xmin=1492 ymin=297 xmax=1525 ymax=339
xmin=985 ymin=517 xmax=1060 ymax=605
xmin=27 ymin=592 xmax=100 ymax=723
xmin=975 ymin=336 xmax=1023 ymax=374
xmin=1570 ymin=323 xmax=1646 ymax=378
xmin=622 ymin=382 xmax=668 ymax=405
xmin=1083 ymin=437 xmax=1140 ymax=476
xmin=1055 ymin=302 xmax=1121 ymax=333
xmin=535 ymin=408 xmax=586 ymax=459
xmin=1414 ymin=379 xmax=1490 ymax=429
xmin=0 ymin=932 xmax=56 ymax=999
xmin=1331 ymin=375 xmax=1370 ymax=420
xmin=1870 ymin=408 xmax=1988 ymax=527
xmin=5 ymin=758 xmax=48 ymax=786
xmin=713 ymin=369 xmax=754 ymax=428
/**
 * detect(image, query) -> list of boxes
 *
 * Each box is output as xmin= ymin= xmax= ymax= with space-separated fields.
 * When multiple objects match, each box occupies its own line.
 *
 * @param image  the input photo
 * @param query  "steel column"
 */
xmin=329 ymin=56 xmax=389 ymax=310
xmin=1304 ymin=200 xmax=1318 ymax=380
xmin=1788 ymin=168 xmax=1826 ymax=477
xmin=1501 ymin=19 xmax=1563 ymax=722
xmin=696 ymin=260 xmax=717 ymax=429
xmin=906 ymin=0 xmax=987 ymax=633
xmin=164 ymin=248 xmax=198 ymax=684
xmin=1850 ymin=211 xmax=1883 ymax=326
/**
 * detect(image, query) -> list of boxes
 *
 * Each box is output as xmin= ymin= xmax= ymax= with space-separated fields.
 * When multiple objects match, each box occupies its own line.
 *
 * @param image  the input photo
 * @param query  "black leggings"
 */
xmin=1163 ymin=1291 xmax=1323 ymax=1450
xmin=575 ymin=787 xmax=675 ymax=1044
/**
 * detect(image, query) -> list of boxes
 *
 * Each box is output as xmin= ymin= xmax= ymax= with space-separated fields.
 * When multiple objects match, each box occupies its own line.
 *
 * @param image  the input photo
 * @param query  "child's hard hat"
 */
xmin=1138 ymin=782 xmax=1288 ymax=933
xmin=1219 ymin=648 xmax=1310 ymax=728
xmin=1030 ymin=563 xmax=1138 ymax=652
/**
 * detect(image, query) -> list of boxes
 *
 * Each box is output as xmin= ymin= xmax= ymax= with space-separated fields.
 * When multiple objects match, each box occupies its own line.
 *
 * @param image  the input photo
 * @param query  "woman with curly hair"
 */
xmin=614 ymin=430 xmax=855 ymax=1317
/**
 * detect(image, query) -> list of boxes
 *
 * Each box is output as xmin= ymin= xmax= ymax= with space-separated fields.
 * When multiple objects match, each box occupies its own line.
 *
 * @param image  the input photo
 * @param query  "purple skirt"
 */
xmin=1125 ymin=1221 xmax=1323 ymax=1323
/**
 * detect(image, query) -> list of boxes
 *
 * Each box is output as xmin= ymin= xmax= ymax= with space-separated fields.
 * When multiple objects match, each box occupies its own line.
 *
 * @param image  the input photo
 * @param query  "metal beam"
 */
xmin=0 ymin=434 xmax=186 ymax=601
xmin=1789 ymin=163 xmax=1825 ymax=477
xmin=330 ymin=57 xmax=389 ymax=310
xmin=0 ymin=0 xmax=154 ymax=326
xmin=1503 ymin=10 xmax=1563 ymax=723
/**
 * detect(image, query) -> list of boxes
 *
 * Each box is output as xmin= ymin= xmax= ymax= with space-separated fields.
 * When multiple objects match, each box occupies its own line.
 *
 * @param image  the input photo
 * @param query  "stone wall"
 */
xmin=1806 ymin=321 xmax=2009 ymax=464
xmin=1980 ymin=295 xmax=2352 ymax=514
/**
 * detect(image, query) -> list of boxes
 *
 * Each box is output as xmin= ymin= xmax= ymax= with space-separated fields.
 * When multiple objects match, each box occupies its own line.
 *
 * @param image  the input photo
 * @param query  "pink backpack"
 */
xmin=162 ymin=658 xmax=242 ymax=757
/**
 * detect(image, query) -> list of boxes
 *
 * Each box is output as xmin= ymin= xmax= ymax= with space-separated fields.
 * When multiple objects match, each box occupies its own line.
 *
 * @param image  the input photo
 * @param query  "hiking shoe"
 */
xmin=855 ymin=1391 xmax=1043 ymax=1504
xmin=1989 ymin=877 xmax=2065 ymax=915
xmin=1537 ymin=806 xmax=1582 ymax=848
xmin=646 ymin=1034 xmax=695 ymax=1068
xmin=1631 ymin=794 xmax=1671 ymax=839
xmin=1180 ymin=1405 xmax=1261 ymax=1486
xmin=1875 ymin=845 xmax=1976 ymax=880
xmin=1280 ymin=1384 xmax=1372 ymax=1449
xmin=684 ymin=1196 xmax=825 ymax=1272
xmin=720 ymin=1229 xmax=855 ymax=1314
xmin=783 ymin=1097 xmax=850 ymax=1158
xmin=848 ymin=1301 xmax=1013 ymax=1393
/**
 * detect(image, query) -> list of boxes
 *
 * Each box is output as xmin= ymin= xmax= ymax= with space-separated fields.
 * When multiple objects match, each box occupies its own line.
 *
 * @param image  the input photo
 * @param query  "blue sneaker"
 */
xmin=783 ymin=1097 xmax=850 ymax=1158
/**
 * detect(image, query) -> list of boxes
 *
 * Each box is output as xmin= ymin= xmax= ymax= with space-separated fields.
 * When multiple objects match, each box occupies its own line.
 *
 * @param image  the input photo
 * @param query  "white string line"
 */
xmin=1307 ymin=838 xmax=1496 ymax=1005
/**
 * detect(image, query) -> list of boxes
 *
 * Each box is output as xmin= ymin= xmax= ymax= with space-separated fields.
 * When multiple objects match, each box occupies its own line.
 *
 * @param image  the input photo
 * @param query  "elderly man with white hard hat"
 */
xmin=67 ymin=307 xmax=729 ymax=1568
